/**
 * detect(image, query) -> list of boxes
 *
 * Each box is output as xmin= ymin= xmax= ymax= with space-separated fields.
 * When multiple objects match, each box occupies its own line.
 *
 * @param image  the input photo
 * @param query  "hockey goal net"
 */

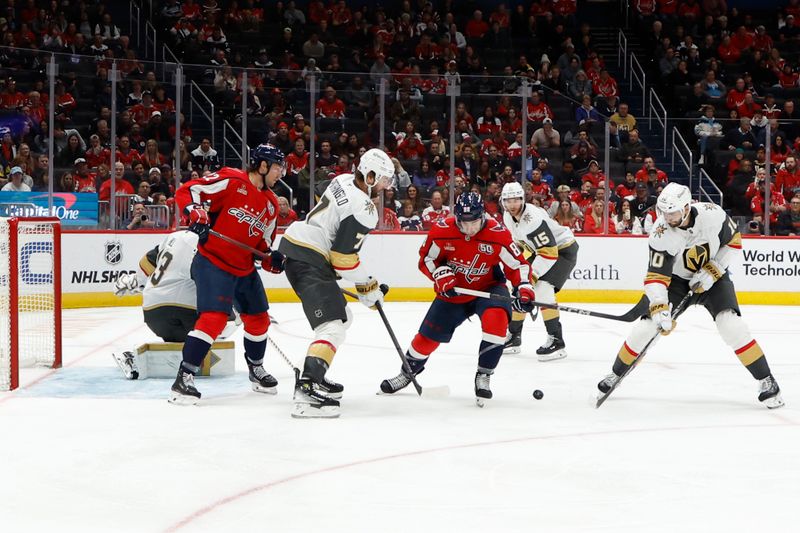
xmin=0 ymin=217 xmax=62 ymax=391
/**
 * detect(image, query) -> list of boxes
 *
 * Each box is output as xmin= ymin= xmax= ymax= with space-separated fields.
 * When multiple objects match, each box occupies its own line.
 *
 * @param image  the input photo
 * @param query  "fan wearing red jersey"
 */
xmin=169 ymin=144 xmax=286 ymax=405
xmin=380 ymin=192 xmax=534 ymax=407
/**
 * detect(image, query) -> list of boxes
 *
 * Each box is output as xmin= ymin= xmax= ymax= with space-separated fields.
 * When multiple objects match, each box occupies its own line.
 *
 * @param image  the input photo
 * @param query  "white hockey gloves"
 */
xmin=114 ymin=272 xmax=142 ymax=296
xmin=649 ymin=302 xmax=675 ymax=335
xmin=689 ymin=260 xmax=724 ymax=293
xmin=355 ymin=277 xmax=384 ymax=310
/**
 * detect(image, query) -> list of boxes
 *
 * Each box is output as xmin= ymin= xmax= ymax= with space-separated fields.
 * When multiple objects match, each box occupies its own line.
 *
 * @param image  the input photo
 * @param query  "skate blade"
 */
xmin=502 ymin=346 xmax=521 ymax=355
xmin=537 ymin=349 xmax=567 ymax=362
xmin=763 ymin=394 xmax=785 ymax=409
xmin=251 ymin=383 xmax=278 ymax=395
xmin=318 ymin=391 xmax=343 ymax=400
xmin=291 ymin=403 xmax=340 ymax=418
xmin=168 ymin=393 xmax=200 ymax=406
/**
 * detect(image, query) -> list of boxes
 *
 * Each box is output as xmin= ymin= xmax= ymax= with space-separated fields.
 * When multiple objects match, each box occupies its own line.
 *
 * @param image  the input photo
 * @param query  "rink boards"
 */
xmin=58 ymin=231 xmax=800 ymax=308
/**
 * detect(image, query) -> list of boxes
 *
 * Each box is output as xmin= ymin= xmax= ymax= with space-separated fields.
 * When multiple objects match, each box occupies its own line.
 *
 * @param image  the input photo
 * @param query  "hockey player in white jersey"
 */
xmin=597 ymin=183 xmax=784 ymax=408
xmin=112 ymin=226 xmax=239 ymax=379
xmin=278 ymin=148 xmax=395 ymax=418
xmin=500 ymin=182 xmax=578 ymax=361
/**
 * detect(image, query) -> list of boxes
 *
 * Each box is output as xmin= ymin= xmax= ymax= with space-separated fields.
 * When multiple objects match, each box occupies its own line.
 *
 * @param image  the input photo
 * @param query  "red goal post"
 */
xmin=0 ymin=217 xmax=62 ymax=391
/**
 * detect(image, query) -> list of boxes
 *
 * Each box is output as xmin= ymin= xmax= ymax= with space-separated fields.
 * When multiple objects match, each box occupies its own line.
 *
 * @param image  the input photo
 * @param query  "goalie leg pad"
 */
xmin=716 ymin=310 xmax=771 ymax=380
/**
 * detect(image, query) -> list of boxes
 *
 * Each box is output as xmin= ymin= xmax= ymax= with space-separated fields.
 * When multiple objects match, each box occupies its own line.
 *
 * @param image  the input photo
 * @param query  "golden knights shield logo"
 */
xmin=683 ymin=243 xmax=710 ymax=272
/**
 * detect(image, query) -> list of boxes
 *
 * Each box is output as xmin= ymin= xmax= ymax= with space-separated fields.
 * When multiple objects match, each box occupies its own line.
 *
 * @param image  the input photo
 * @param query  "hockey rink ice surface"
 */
xmin=2 ymin=302 xmax=799 ymax=532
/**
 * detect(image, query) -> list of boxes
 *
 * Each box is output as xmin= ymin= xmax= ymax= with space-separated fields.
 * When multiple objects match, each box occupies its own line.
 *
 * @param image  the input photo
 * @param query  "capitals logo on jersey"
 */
xmin=228 ymin=206 xmax=270 ymax=237
xmin=448 ymin=254 xmax=491 ymax=284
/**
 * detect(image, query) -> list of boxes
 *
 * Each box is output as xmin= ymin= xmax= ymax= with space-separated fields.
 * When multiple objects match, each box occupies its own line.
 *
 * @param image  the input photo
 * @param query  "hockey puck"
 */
xmin=532 ymin=389 xmax=544 ymax=400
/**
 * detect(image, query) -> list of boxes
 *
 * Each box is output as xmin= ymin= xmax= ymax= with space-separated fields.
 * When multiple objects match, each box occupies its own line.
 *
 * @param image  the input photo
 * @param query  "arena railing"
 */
xmin=648 ymin=89 xmax=668 ymax=155
xmin=698 ymin=168 xmax=724 ymax=208
xmin=617 ymin=30 xmax=628 ymax=80
xmin=629 ymin=54 xmax=646 ymax=117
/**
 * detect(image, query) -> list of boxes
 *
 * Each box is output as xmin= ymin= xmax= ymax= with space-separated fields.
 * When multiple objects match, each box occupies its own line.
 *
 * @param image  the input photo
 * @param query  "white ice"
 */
xmin=2 ymin=302 xmax=799 ymax=533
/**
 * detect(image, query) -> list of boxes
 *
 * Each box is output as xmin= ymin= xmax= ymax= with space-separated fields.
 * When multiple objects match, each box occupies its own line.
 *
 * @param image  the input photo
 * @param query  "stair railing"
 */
xmin=618 ymin=30 xmax=628 ymax=79
xmin=648 ymin=88 xmax=668 ymax=154
xmin=698 ymin=168 xmax=724 ymax=208
xmin=671 ymin=126 xmax=694 ymax=191
xmin=630 ymin=53 xmax=646 ymax=115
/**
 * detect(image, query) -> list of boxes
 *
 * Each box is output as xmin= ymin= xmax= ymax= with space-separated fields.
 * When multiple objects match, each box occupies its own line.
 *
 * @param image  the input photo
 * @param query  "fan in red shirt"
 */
xmin=616 ymin=172 xmax=638 ymax=198
xmin=593 ymin=70 xmax=618 ymax=99
xmin=169 ymin=144 xmax=286 ymax=404
xmin=397 ymin=136 xmax=427 ymax=160
xmin=0 ymin=78 xmax=25 ymax=110
xmin=315 ymin=86 xmax=346 ymax=118
xmin=731 ymin=26 xmax=755 ymax=51
xmin=778 ymin=66 xmax=799 ymax=89
xmin=115 ymin=136 xmax=141 ymax=168
xmin=99 ymin=162 xmax=135 ymax=201
xmin=776 ymin=156 xmax=800 ymax=201
xmin=581 ymin=161 xmax=607 ymax=188
xmin=717 ymin=36 xmax=742 ymax=64
xmin=130 ymin=92 xmax=157 ymax=125
xmin=552 ymin=0 xmax=578 ymax=17
xmin=635 ymin=0 xmax=656 ymax=15
xmin=635 ymin=157 xmax=668 ymax=184
xmin=530 ymin=169 xmax=552 ymax=200
xmin=480 ymin=131 xmax=510 ymax=158
xmin=656 ymin=0 xmax=678 ymax=16
xmin=725 ymin=80 xmax=748 ymax=110
xmin=677 ymin=0 xmax=701 ymax=19
xmin=736 ymin=93 xmax=762 ymax=119
xmin=85 ymin=135 xmax=111 ymax=169
xmin=752 ymin=26 xmax=774 ymax=52
xmin=526 ymin=92 xmax=554 ymax=122
xmin=465 ymin=10 xmax=489 ymax=39
xmin=276 ymin=196 xmax=299 ymax=227
xmin=72 ymin=159 xmax=97 ymax=192
xmin=749 ymin=179 xmax=787 ymax=225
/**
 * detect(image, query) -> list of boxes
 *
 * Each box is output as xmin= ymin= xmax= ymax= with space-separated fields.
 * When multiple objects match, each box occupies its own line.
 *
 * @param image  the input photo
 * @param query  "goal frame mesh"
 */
xmin=0 ymin=217 xmax=62 ymax=391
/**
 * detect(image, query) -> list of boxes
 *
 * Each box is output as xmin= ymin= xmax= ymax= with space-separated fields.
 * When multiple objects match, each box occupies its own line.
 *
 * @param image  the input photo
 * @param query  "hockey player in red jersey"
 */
xmin=379 ymin=192 xmax=535 ymax=406
xmin=169 ymin=144 xmax=286 ymax=404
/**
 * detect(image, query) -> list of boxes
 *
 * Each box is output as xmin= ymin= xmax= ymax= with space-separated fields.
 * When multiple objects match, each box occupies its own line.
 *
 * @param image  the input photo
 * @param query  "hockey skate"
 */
xmin=315 ymin=375 xmax=344 ymax=400
xmin=292 ymin=379 xmax=340 ymax=418
xmin=169 ymin=369 xmax=201 ymax=405
xmin=112 ymin=351 xmax=139 ymax=380
xmin=758 ymin=375 xmax=785 ymax=409
xmin=248 ymin=363 xmax=278 ymax=394
xmin=596 ymin=372 xmax=620 ymax=395
xmin=536 ymin=335 xmax=567 ymax=362
xmin=379 ymin=367 xmax=421 ymax=394
xmin=474 ymin=371 xmax=492 ymax=408
xmin=502 ymin=332 xmax=522 ymax=355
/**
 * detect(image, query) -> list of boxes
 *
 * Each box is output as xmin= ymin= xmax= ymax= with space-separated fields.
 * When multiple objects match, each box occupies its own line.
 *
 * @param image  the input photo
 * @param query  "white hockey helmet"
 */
xmin=357 ymin=148 xmax=395 ymax=195
xmin=656 ymin=182 xmax=692 ymax=225
xmin=501 ymin=181 xmax=525 ymax=202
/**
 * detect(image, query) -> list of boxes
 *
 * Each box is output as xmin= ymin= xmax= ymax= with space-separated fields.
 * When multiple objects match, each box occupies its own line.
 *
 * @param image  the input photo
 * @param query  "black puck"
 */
xmin=533 ymin=389 xmax=544 ymax=400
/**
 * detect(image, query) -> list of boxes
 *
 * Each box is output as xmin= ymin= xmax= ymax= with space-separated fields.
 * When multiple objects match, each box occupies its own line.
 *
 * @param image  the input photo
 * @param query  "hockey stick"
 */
xmin=454 ymin=287 xmax=650 ymax=322
xmin=341 ymin=287 xmax=450 ymax=398
xmin=267 ymin=334 xmax=301 ymax=383
xmin=595 ymin=291 xmax=694 ymax=408
xmin=208 ymin=229 xmax=269 ymax=259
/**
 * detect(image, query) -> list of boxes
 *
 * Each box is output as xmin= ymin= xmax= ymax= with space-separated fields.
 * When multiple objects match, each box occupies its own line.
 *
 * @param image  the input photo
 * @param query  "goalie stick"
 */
xmin=341 ymin=287 xmax=450 ymax=398
xmin=454 ymin=287 xmax=650 ymax=322
xmin=595 ymin=291 xmax=694 ymax=408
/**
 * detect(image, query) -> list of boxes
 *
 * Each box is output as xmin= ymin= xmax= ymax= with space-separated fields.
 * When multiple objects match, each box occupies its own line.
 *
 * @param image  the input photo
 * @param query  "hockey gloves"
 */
xmin=512 ymin=283 xmax=536 ymax=313
xmin=689 ymin=260 xmax=723 ymax=293
xmin=261 ymin=250 xmax=285 ymax=274
xmin=114 ymin=272 xmax=142 ymax=296
xmin=649 ymin=302 xmax=675 ymax=335
xmin=356 ymin=277 xmax=384 ymax=310
xmin=432 ymin=266 xmax=458 ymax=298
xmin=185 ymin=204 xmax=210 ymax=243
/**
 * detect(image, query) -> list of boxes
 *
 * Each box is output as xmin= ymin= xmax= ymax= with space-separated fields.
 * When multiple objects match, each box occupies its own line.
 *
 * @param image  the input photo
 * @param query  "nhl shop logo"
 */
xmin=104 ymin=240 xmax=123 ymax=265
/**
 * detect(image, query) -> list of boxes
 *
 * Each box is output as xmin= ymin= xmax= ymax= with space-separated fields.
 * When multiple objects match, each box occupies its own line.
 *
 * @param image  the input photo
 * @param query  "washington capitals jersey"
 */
xmin=419 ymin=216 xmax=531 ymax=303
xmin=279 ymin=173 xmax=379 ymax=283
xmin=175 ymin=167 xmax=279 ymax=276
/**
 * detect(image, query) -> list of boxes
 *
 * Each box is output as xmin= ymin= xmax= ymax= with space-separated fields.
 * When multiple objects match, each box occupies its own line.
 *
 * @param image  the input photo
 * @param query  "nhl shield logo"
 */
xmin=104 ymin=240 xmax=123 ymax=265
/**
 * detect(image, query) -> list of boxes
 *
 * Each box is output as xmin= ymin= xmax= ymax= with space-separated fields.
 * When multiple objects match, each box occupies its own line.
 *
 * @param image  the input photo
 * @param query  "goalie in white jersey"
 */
xmin=112 ymin=227 xmax=238 ymax=378
xmin=500 ymin=182 xmax=579 ymax=361
xmin=597 ymin=183 xmax=783 ymax=408
xmin=278 ymin=148 xmax=395 ymax=418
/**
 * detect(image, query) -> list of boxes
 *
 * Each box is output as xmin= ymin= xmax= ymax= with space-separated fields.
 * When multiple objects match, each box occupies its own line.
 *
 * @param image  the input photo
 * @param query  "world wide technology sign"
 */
xmin=0 ymin=192 xmax=99 ymax=226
